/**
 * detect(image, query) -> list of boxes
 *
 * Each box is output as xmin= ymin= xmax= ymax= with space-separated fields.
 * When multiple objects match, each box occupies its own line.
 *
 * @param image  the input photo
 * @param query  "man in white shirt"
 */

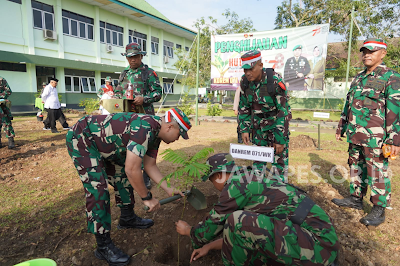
xmin=41 ymin=78 xmax=69 ymax=133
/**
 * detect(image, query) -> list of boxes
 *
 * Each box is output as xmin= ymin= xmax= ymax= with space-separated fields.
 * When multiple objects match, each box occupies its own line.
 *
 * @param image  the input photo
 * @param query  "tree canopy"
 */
xmin=173 ymin=10 xmax=255 ymax=90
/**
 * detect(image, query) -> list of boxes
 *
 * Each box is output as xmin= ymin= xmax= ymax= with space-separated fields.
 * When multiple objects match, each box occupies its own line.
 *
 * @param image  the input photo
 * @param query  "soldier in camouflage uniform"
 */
xmin=0 ymin=76 xmax=15 ymax=149
xmin=66 ymin=108 xmax=191 ymax=265
xmin=332 ymin=38 xmax=400 ymax=227
xmin=119 ymin=42 xmax=163 ymax=189
xmin=238 ymin=50 xmax=290 ymax=182
xmin=176 ymin=153 xmax=339 ymax=266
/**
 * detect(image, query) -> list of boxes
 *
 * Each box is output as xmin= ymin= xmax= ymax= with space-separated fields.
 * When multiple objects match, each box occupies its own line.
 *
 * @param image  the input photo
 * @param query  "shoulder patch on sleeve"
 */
xmin=152 ymin=71 xmax=158 ymax=77
xmin=278 ymin=81 xmax=286 ymax=91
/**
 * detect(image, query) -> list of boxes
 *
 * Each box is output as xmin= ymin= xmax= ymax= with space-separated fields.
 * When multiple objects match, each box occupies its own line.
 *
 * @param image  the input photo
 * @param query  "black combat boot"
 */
xmin=94 ymin=233 xmax=130 ymax=266
xmin=117 ymin=204 xmax=154 ymax=229
xmin=360 ymin=205 xmax=385 ymax=226
xmin=143 ymin=171 xmax=152 ymax=189
xmin=8 ymin=137 xmax=15 ymax=149
xmin=331 ymin=196 xmax=363 ymax=210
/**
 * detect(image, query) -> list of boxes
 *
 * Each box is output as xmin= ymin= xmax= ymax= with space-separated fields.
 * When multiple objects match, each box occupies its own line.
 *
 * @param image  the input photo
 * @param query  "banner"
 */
xmin=210 ymin=24 xmax=330 ymax=98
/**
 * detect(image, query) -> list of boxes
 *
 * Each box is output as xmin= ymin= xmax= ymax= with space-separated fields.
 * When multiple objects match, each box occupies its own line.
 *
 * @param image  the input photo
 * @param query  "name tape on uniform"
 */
xmin=230 ymin=143 xmax=274 ymax=163
xmin=313 ymin=112 xmax=330 ymax=119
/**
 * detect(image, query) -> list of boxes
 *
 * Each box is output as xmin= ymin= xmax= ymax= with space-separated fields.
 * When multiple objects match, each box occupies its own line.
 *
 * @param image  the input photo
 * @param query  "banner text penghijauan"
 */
xmin=214 ymin=36 xmax=287 ymax=53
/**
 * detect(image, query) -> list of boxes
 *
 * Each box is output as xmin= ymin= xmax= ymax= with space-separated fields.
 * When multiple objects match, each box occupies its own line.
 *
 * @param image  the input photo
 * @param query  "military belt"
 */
xmin=254 ymin=110 xmax=278 ymax=119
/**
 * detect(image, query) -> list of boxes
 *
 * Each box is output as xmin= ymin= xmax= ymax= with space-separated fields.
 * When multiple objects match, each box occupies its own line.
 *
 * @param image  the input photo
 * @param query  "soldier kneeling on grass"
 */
xmin=176 ymin=153 xmax=339 ymax=266
xmin=66 ymin=108 xmax=191 ymax=266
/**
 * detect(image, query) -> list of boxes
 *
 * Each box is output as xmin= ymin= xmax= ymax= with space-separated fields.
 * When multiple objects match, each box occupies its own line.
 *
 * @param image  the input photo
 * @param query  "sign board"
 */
xmin=313 ymin=112 xmax=330 ymax=119
xmin=61 ymin=103 xmax=67 ymax=107
xmin=211 ymin=23 xmax=330 ymax=98
xmin=230 ymin=143 xmax=274 ymax=163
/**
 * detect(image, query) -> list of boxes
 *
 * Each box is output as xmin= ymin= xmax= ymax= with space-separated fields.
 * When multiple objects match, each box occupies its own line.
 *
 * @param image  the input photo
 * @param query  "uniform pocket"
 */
xmin=361 ymin=91 xmax=384 ymax=110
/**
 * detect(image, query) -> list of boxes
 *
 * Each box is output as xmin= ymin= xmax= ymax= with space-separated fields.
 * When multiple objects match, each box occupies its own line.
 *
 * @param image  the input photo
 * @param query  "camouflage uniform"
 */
xmin=337 ymin=63 xmax=400 ymax=207
xmin=192 ymin=154 xmax=339 ymax=266
xmin=66 ymin=113 xmax=162 ymax=234
xmin=238 ymin=68 xmax=290 ymax=182
xmin=284 ymin=45 xmax=311 ymax=91
xmin=0 ymin=76 xmax=15 ymax=138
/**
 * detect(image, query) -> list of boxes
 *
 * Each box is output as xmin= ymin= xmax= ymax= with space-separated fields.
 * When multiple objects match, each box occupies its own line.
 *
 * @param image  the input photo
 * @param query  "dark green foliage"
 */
xmin=206 ymin=101 xmax=223 ymax=116
xmin=79 ymin=98 xmax=99 ymax=114
xmin=160 ymin=147 xmax=214 ymax=190
xmin=178 ymin=91 xmax=195 ymax=116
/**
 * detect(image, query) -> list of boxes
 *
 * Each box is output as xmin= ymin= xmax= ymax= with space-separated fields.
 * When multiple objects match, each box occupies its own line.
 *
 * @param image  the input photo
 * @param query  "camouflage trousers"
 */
xmin=348 ymin=143 xmax=391 ymax=207
xmin=66 ymin=132 xmax=135 ymax=234
xmin=252 ymin=129 xmax=288 ymax=182
xmin=221 ymin=210 xmax=337 ymax=266
xmin=0 ymin=105 xmax=15 ymax=138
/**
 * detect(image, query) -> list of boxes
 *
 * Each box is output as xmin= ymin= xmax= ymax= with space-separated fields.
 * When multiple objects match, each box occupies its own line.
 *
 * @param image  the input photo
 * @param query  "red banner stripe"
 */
xmin=242 ymin=54 xmax=261 ymax=62
xmin=171 ymin=108 xmax=191 ymax=130
xmin=364 ymin=41 xmax=387 ymax=47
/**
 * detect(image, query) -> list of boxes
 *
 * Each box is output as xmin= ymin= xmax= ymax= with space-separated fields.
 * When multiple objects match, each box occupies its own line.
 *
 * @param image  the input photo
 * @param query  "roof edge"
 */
xmin=109 ymin=0 xmax=196 ymax=36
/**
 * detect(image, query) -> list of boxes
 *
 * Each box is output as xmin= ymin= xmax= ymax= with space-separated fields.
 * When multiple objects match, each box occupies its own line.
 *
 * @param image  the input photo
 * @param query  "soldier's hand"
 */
xmin=242 ymin=133 xmax=251 ymax=145
xmin=164 ymin=186 xmax=184 ymax=197
xmin=391 ymin=145 xmax=400 ymax=157
xmin=234 ymin=110 xmax=238 ymax=115
xmin=133 ymin=96 xmax=144 ymax=105
xmin=190 ymin=246 xmax=210 ymax=262
xmin=273 ymin=143 xmax=284 ymax=154
xmin=175 ymin=220 xmax=191 ymax=236
xmin=143 ymin=198 xmax=160 ymax=212
xmin=335 ymin=133 xmax=342 ymax=141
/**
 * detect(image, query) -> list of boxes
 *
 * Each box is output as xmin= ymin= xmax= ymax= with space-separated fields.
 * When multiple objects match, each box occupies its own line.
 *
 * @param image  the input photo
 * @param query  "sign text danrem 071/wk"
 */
xmin=214 ymin=36 xmax=288 ymax=53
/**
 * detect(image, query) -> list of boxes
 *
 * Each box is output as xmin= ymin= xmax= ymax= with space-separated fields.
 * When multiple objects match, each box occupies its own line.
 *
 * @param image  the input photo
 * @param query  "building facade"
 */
xmin=0 ymin=0 xmax=196 ymax=112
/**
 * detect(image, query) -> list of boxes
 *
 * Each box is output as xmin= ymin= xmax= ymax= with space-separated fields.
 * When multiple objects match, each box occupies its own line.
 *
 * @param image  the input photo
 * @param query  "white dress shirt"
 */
xmin=41 ymin=84 xmax=61 ymax=109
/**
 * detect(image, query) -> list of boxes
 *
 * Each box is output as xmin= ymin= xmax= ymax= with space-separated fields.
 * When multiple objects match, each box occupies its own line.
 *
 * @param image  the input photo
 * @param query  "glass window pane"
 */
xmin=71 ymin=20 xmax=78 ymax=36
xmin=171 ymin=48 xmax=174 ymax=58
xmin=32 ymin=1 xmax=41 ymax=10
xmin=142 ymin=40 xmax=146 ymax=51
xmin=112 ymin=31 xmax=117 ymax=45
xmin=118 ymin=33 xmax=123 ymax=46
xmin=163 ymin=45 xmax=166 ymax=56
xmin=33 ymin=9 xmax=42 ymax=28
xmin=129 ymin=36 xmax=132 ymax=44
xmin=133 ymin=37 xmax=137 ymax=43
xmin=79 ymin=22 xmax=86 ymax=38
xmin=73 ymin=77 xmax=80 ymax=92
xmin=151 ymin=43 xmax=155 ymax=54
xmin=81 ymin=78 xmax=89 ymax=92
xmin=62 ymin=17 xmax=69 ymax=34
xmin=155 ymin=43 xmax=158 ymax=54
xmin=89 ymin=78 xmax=96 ymax=91
xmin=88 ymin=25 xmax=93 ymax=40
xmin=100 ymin=28 xmax=104 ymax=42
xmin=65 ymin=76 xmax=71 ymax=92
xmin=106 ymin=29 xmax=111 ymax=44
xmin=44 ymin=12 xmax=53 ymax=30
xmin=100 ymin=21 xmax=105 ymax=27
xmin=42 ymin=4 xmax=53 ymax=13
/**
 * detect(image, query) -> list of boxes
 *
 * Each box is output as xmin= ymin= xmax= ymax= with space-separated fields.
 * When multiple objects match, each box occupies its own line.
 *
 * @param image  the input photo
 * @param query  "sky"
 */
xmin=145 ymin=0 xmax=344 ymax=43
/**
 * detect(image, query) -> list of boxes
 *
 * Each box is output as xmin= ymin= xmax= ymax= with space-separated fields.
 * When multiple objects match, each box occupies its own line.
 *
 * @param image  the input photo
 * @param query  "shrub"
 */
xmin=178 ymin=92 xmax=195 ymax=116
xmin=206 ymin=101 xmax=223 ymax=116
xmin=79 ymin=98 xmax=99 ymax=114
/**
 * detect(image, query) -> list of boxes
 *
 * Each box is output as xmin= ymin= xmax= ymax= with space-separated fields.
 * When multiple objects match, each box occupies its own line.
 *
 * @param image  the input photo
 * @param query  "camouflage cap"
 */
xmin=201 ymin=153 xmax=236 ymax=181
xmin=293 ymin=45 xmax=302 ymax=51
xmin=241 ymin=50 xmax=262 ymax=69
xmin=105 ymin=76 xmax=112 ymax=82
xmin=165 ymin=107 xmax=192 ymax=139
xmin=121 ymin=42 xmax=147 ymax=57
xmin=360 ymin=38 xmax=387 ymax=52
xmin=42 ymin=82 xmax=47 ymax=86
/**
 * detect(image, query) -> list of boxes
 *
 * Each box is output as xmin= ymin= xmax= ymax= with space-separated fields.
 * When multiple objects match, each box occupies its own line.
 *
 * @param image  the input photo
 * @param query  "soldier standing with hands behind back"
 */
xmin=118 ymin=42 xmax=162 ymax=189
xmin=238 ymin=50 xmax=290 ymax=182
xmin=332 ymin=38 xmax=400 ymax=227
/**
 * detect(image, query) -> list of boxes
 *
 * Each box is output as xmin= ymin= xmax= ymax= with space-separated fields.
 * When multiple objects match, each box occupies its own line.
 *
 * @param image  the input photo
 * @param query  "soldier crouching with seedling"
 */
xmin=66 ymin=108 xmax=191 ymax=266
xmin=176 ymin=153 xmax=339 ymax=266
xmin=332 ymin=38 xmax=400 ymax=227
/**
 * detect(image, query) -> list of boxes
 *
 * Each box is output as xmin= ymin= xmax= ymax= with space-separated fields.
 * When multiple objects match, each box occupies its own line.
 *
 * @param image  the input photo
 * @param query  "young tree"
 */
xmin=173 ymin=9 xmax=256 ymax=90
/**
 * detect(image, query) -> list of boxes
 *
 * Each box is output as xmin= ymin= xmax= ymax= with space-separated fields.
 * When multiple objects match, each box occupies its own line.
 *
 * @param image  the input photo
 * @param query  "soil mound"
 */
xmin=290 ymin=134 xmax=317 ymax=149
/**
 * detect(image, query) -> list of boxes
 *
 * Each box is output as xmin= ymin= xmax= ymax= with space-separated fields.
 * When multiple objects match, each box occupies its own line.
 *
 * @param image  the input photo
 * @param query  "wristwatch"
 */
xmin=141 ymin=191 xmax=152 ymax=201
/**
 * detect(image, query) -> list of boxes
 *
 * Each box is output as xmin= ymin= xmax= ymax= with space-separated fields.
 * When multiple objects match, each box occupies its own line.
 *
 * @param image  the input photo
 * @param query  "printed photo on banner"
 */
xmin=210 ymin=24 xmax=330 ymax=97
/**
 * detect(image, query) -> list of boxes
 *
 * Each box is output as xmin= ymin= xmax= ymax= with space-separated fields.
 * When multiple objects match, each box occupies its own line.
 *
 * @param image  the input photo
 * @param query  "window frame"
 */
xmin=64 ymin=76 xmax=81 ymax=93
xmin=32 ymin=8 xmax=55 ymax=31
xmin=163 ymin=40 xmax=174 ymax=58
xmin=100 ymin=21 xmax=123 ymax=47
xmin=65 ymin=76 xmax=96 ymax=93
xmin=62 ymin=11 xmax=94 ymax=41
xmin=163 ymin=82 xmax=174 ymax=94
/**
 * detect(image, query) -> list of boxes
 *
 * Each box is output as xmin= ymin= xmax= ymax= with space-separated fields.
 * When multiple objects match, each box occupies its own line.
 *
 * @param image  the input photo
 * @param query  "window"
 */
xmin=8 ymin=0 xmax=22 ymax=4
xmin=32 ymin=0 xmax=54 ymax=30
xmin=65 ymin=69 xmax=96 ymax=93
xmin=151 ymin=37 xmax=159 ymax=55
xmin=176 ymin=44 xmax=182 ymax=49
xmin=101 ymin=73 xmax=120 ymax=87
xmin=65 ymin=76 xmax=80 ymax=93
xmin=163 ymin=78 xmax=174 ymax=94
xmin=163 ymin=40 xmax=174 ymax=58
xmin=185 ymin=46 xmax=190 ymax=52
xmin=129 ymin=30 xmax=147 ymax=52
xmin=0 ymin=62 xmax=26 ymax=72
xmin=62 ymin=10 xmax=94 ymax=40
xmin=100 ymin=21 xmax=123 ymax=47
